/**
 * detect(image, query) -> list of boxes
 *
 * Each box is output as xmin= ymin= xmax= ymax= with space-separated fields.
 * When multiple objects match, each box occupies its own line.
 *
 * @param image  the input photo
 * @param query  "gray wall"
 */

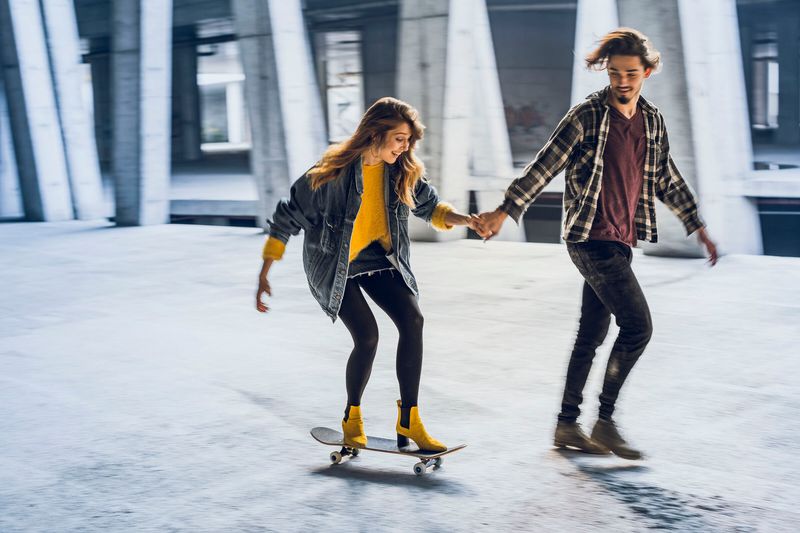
xmin=488 ymin=5 xmax=577 ymax=165
xmin=361 ymin=14 xmax=398 ymax=106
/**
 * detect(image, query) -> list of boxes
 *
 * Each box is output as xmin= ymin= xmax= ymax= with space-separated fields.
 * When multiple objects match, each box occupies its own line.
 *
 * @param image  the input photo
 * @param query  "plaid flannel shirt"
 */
xmin=499 ymin=87 xmax=704 ymax=243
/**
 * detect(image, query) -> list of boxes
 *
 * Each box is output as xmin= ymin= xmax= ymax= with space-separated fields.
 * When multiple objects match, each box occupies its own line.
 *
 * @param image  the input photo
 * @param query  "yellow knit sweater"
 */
xmin=348 ymin=161 xmax=391 ymax=261
xmin=262 ymin=162 xmax=455 ymax=261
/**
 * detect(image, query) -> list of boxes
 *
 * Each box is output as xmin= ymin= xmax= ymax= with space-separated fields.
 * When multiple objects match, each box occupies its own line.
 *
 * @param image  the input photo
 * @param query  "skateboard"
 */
xmin=310 ymin=426 xmax=466 ymax=476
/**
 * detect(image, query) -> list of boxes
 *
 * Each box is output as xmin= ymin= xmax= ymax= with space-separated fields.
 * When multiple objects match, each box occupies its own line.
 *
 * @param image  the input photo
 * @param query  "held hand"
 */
xmin=256 ymin=276 xmax=272 ymax=312
xmin=477 ymin=209 xmax=508 ymax=241
xmin=466 ymin=214 xmax=492 ymax=239
xmin=696 ymin=227 xmax=718 ymax=266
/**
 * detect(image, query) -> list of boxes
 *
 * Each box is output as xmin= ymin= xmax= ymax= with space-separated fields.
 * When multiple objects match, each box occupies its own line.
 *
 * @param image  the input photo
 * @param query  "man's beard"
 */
xmin=616 ymin=91 xmax=631 ymax=104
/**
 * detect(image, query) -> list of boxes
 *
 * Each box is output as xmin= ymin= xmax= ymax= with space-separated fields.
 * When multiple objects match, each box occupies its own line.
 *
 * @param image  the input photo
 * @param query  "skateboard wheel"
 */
xmin=351 ymin=448 xmax=360 ymax=457
xmin=330 ymin=451 xmax=343 ymax=465
xmin=413 ymin=462 xmax=427 ymax=476
xmin=434 ymin=457 xmax=443 ymax=467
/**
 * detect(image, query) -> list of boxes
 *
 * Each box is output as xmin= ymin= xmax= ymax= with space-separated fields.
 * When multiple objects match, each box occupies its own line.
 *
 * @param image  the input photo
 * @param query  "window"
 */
xmin=751 ymin=37 xmax=779 ymax=130
xmin=197 ymin=41 xmax=249 ymax=150
xmin=321 ymin=31 xmax=364 ymax=143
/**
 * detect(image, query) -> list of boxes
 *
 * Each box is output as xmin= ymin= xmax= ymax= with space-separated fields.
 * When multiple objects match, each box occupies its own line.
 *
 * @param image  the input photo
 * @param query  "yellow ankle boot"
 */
xmin=342 ymin=405 xmax=367 ymax=447
xmin=395 ymin=400 xmax=447 ymax=452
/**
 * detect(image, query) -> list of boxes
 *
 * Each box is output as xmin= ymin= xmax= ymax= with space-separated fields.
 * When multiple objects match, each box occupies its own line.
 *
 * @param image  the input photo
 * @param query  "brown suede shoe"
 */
xmin=554 ymin=420 xmax=610 ymax=454
xmin=591 ymin=419 xmax=643 ymax=460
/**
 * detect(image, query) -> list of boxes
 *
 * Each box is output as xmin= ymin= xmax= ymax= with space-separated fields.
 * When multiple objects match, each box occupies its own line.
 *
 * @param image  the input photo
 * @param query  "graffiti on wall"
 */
xmin=504 ymin=102 xmax=560 ymax=163
xmin=504 ymin=104 xmax=547 ymax=131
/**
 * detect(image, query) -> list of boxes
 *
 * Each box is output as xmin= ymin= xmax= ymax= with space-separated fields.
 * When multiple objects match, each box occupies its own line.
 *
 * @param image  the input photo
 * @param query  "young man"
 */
xmin=478 ymin=28 xmax=718 ymax=459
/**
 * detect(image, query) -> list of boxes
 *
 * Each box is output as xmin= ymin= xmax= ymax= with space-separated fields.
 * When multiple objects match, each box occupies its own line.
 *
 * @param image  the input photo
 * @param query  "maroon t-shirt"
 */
xmin=589 ymin=105 xmax=645 ymax=246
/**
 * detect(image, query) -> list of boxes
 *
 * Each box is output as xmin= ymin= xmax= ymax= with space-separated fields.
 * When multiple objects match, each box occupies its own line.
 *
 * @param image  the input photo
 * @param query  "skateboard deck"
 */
xmin=311 ymin=426 xmax=466 ymax=475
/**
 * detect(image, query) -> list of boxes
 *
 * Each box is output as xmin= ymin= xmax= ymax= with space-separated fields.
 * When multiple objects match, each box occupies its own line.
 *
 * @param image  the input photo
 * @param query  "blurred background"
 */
xmin=1 ymin=0 xmax=798 ymax=256
xmin=2 ymin=3 xmax=800 ymax=530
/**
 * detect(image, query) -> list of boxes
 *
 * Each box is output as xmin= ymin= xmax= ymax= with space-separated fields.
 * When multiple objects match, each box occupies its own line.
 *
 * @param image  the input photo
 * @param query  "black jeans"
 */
xmin=337 ymin=270 xmax=424 ymax=407
xmin=559 ymin=241 xmax=653 ymax=422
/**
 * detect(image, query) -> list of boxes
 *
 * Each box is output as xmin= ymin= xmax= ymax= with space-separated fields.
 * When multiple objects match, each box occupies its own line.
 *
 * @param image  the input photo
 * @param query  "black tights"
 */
xmin=337 ymin=270 xmax=424 ymax=409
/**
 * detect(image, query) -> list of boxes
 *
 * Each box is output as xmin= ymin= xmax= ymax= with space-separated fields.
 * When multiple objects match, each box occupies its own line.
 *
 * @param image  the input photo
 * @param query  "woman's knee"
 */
xmin=354 ymin=328 xmax=379 ymax=354
xmin=400 ymin=310 xmax=424 ymax=337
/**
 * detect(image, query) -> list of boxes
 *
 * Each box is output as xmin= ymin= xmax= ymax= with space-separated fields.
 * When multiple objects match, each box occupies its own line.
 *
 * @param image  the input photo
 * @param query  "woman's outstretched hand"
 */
xmin=445 ymin=210 xmax=492 ymax=239
xmin=256 ymin=259 xmax=274 ymax=313
xmin=256 ymin=276 xmax=271 ymax=313
xmin=467 ymin=214 xmax=492 ymax=239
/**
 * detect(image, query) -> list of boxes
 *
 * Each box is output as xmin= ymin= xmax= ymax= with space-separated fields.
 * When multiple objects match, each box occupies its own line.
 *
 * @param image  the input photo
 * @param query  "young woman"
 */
xmin=255 ymin=97 xmax=481 ymax=451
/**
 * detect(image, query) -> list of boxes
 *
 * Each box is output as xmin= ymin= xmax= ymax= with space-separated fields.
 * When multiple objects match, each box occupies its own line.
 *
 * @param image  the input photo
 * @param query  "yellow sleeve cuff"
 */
xmin=431 ymin=202 xmax=456 ymax=231
xmin=262 ymin=237 xmax=286 ymax=260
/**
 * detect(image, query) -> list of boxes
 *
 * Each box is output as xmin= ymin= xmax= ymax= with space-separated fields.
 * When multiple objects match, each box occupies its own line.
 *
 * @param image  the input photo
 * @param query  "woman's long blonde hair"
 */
xmin=308 ymin=97 xmax=426 ymax=207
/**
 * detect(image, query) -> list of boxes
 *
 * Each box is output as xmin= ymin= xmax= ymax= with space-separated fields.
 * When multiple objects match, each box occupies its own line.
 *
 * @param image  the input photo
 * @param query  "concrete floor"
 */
xmin=1 ymin=221 xmax=798 ymax=532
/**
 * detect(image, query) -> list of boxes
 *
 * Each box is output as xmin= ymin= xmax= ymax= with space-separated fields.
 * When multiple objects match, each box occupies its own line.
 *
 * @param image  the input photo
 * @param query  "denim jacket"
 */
xmin=267 ymin=158 xmax=443 ymax=321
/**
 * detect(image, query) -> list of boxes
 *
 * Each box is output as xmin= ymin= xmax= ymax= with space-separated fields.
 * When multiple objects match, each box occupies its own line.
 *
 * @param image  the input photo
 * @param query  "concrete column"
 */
xmin=398 ymin=0 xmax=517 ymax=241
xmin=398 ymin=0 xmax=473 ymax=241
xmin=617 ymin=0 xmax=701 ymax=257
xmin=471 ymin=0 xmax=513 ymax=183
xmin=675 ymin=0 xmax=761 ymax=254
xmin=618 ymin=0 xmax=761 ymax=256
xmin=570 ymin=0 xmax=619 ymax=107
xmin=111 ymin=0 xmax=173 ymax=226
xmin=470 ymin=0 xmax=521 ymax=241
xmin=226 ymin=82 xmax=244 ymax=144
xmin=0 ymin=0 xmax=72 ymax=221
xmin=88 ymin=39 xmax=112 ymax=163
xmin=269 ymin=1 xmax=327 ymax=178
xmin=0 ymin=76 xmax=23 ymax=219
xmin=172 ymin=29 xmax=202 ymax=161
xmin=232 ymin=0 xmax=326 ymax=229
xmin=234 ymin=0 xmax=288 ymax=228
xmin=40 ymin=0 xmax=105 ymax=220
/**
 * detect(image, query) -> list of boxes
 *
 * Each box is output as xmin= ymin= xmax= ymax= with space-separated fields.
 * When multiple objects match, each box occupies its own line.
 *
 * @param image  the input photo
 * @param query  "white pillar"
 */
xmin=570 ymin=0 xmax=619 ymax=107
xmin=0 ymin=0 xmax=72 ymax=221
xmin=675 ymin=0 xmax=761 ymax=254
xmin=471 ymin=0 xmax=513 ymax=180
xmin=399 ymin=0 xmax=519 ymax=241
xmin=226 ymin=82 xmax=245 ymax=145
xmin=0 ymin=77 xmax=22 ymax=218
xmin=233 ymin=0 xmax=326 ymax=229
xmin=618 ymin=0 xmax=761 ymax=256
xmin=40 ymin=0 xmax=105 ymax=220
xmin=269 ymin=0 xmax=327 ymax=180
xmin=398 ymin=0 xmax=465 ymax=241
xmin=398 ymin=0 xmax=474 ymax=241
xmin=621 ymin=0 xmax=700 ymax=257
xmin=470 ymin=0 xmax=522 ymax=241
xmin=111 ymin=0 xmax=174 ymax=226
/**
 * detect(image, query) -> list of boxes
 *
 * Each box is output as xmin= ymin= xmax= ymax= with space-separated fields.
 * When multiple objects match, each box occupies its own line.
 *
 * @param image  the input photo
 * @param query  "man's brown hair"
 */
xmin=585 ymin=27 xmax=661 ymax=71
